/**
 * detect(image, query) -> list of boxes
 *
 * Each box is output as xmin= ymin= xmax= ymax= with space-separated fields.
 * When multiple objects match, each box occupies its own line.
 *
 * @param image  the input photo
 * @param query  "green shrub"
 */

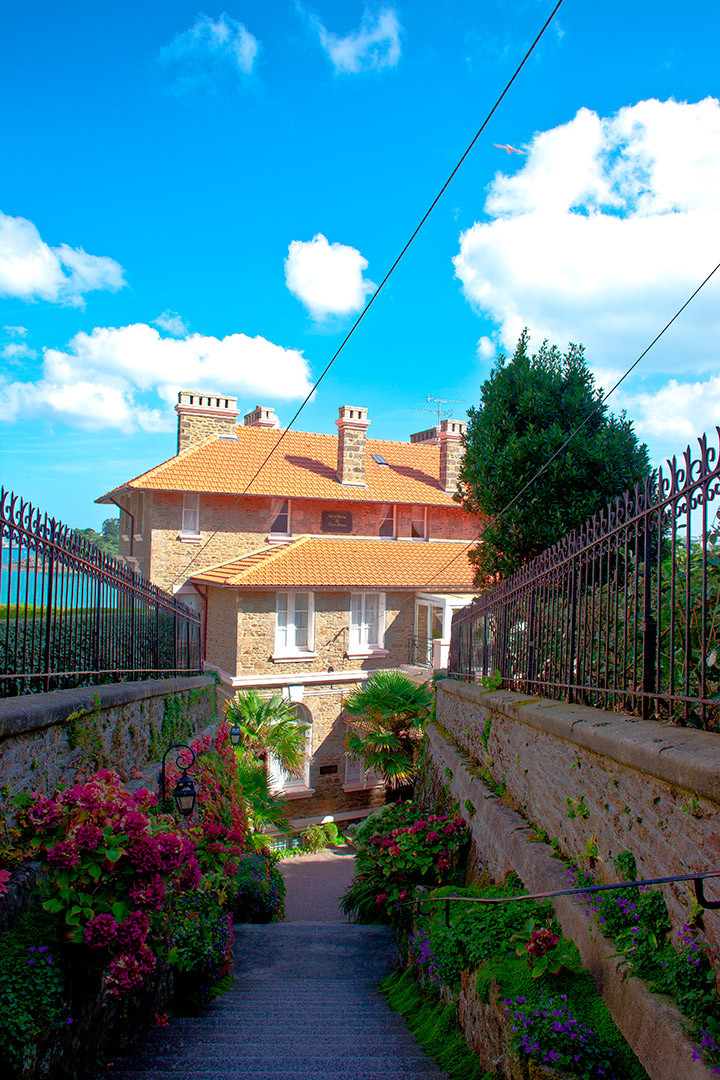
xmin=232 ymin=851 xmax=286 ymax=923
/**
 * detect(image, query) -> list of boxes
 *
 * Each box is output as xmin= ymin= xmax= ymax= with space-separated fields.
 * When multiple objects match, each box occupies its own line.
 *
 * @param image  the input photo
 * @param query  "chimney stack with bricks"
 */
xmin=243 ymin=405 xmax=280 ymax=429
xmin=336 ymin=405 xmax=370 ymax=487
xmin=438 ymin=417 xmax=466 ymax=493
xmin=176 ymin=392 xmax=239 ymax=454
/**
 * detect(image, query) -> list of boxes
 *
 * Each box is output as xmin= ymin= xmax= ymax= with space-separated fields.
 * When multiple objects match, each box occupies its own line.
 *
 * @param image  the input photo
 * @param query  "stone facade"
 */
xmin=435 ymin=681 xmax=720 ymax=952
xmin=0 ymin=677 xmax=217 ymax=812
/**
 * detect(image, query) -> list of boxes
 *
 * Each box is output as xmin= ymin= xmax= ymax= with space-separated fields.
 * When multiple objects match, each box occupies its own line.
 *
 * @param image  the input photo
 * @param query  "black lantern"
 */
xmin=159 ymin=743 xmax=197 ymax=819
xmin=172 ymin=770 xmax=197 ymax=817
xmin=228 ymin=723 xmax=242 ymax=747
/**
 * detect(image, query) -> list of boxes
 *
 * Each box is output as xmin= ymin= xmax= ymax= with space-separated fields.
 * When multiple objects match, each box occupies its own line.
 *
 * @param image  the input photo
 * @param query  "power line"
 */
xmin=168 ymin=0 xmax=565 ymax=588
xmin=408 ymin=258 xmax=720 ymax=599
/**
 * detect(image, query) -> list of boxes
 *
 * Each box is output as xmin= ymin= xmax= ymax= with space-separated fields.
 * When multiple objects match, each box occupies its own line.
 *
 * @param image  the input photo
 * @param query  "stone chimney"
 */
xmin=438 ymin=418 xmax=466 ymax=493
xmin=336 ymin=405 xmax=370 ymax=487
xmin=176 ymin=392 xmax=239 ymax=454
xmin=243 ymin=405 xmax=280 ymax=429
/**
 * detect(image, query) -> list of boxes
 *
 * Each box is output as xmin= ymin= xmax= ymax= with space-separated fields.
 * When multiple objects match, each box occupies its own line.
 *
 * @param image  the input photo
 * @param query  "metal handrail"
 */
xmin=401 ymin=870 xmax=720 ymax=926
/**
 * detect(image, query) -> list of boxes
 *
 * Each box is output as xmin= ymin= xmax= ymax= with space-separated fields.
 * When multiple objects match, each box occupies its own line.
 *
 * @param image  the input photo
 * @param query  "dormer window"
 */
xmin=270 ymin=499 xmax=291 ymax=538
xmin=379 ymin=504 xmax=395 ymax=539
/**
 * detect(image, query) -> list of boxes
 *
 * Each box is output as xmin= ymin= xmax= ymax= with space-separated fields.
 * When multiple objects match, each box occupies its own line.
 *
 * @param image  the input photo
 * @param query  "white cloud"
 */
xmin=153 ymin=311 xmax=189 ymax=337
xmin=0 ymin=322 xmax=313 ymax=433
xmin=476 ymin=336 xmax=495 ymax=360
xmin=454 ymin=98 xmax=720 ymax=381
xmin=285 ymin=233 xmax=375 ymax=320
xmin=160 ymin=13 xmax=259 ymax=87
xmin=618 ymin=374 xmax=720 ymax=446
xmin=3 ymin=325 xmax=27 ymax=337
xmin=0 ymin=211 xmax=125 ymax=307
xmin=311 ymin=7 xmax=401 ymax=74
xmin=1 ymin=342 xmax=36 ymax=361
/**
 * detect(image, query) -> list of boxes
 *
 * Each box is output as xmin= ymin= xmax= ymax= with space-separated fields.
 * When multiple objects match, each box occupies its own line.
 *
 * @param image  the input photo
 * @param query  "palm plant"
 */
xmin=226 ymin=690 xmax=310 ymax=846
xmin=226 ymin=689 xmax=309 ymax=772
xmin=343 ymin=670 xmax=433 ymax=800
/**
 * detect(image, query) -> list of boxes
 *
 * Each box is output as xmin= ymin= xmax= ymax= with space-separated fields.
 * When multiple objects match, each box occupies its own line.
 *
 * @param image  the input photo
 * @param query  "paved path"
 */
xmin=279 ymin=843 xmax=357 ymax=922
xmin=104 ymin=849 xmax=447 ymax=1080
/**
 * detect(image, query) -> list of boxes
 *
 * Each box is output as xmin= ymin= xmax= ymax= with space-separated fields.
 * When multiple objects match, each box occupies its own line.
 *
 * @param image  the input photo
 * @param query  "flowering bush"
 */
xmin=511 ymin=918 xmax=582 ymax=979
xmin=24 ymin=769 xmax=195 ymax=1003
xmin=170 ymin=884 xmax=235 ymax=1011
xmin=0 ymin=915 xmax=71 ymax=1072
xmin=504 ymin=994 xmax=618 ymax=1080
xmin=573 ymin=850 xmax=720 ymax=1072
xmin=233 ymin=850 xmax=286 ymax=923
xmin=340 ymin=801 xmax=469 ymax=922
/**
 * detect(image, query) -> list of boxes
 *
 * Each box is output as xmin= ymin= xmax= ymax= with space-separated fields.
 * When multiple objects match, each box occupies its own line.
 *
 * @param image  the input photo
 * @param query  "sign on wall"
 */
xmin=321 ymin=511 xmax=353 ymax=533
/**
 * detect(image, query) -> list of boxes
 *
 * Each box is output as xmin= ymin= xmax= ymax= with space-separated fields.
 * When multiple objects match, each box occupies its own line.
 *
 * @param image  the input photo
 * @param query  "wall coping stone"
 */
xmin=438 ymin=680 xmax=720 ymax=804
xmin=425 ymin=721 xmax=715 ymax=1080
xmin=0 ymin=676 xmax=214 ymax=740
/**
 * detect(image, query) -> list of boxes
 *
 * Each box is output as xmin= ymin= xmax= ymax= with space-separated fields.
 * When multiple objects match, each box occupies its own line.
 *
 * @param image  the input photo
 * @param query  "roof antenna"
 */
xmin=412 ymin=395 xmax=464 ymax=428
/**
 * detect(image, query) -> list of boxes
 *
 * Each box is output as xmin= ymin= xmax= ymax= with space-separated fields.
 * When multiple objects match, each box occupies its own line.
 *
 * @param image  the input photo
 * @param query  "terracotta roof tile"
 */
xmin=98 ymin=427 xmax=460 ymax=507
xmin=190 ymin=536 xmax=477 ymax=592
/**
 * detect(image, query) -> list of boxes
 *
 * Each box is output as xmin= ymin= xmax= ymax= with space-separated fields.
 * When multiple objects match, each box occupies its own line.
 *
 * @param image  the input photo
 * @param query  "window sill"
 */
xmin=178 ymin=533 xmax=203 ymax=544
xmin=267 ymin=533 xmax=292 ymax=544
xmin=345 ymin=648 xmax=389 ymax=660
xmin=342 ymin=780 xmax=384 ymax=793
xmin=271 ymin=651 xmax=318 ymax=663
xmin=281 ymin=786 xmax=315 ymax=801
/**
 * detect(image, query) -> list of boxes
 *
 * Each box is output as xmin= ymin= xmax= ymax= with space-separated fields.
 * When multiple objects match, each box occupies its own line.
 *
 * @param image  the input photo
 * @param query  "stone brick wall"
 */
xmin=435 ymin=681 xmax=720 ymax=950
xmin=209 ymin=588 xmax=415 ymax=677
xmin=134 ymin=491 xmax=477 ymax=592
xmin=177 ymin=411 xmax=237 ymax=453
xmin=0 ymin=677 xmax=217 ymax=809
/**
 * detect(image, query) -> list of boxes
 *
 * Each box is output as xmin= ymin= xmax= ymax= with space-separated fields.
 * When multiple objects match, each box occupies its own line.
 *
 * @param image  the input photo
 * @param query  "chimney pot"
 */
xmin=244 ymin=405 xmax=280 ymax=429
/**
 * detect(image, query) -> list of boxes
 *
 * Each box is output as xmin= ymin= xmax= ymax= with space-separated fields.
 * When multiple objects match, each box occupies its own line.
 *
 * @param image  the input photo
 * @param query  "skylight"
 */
xmin=372 ymin=454 xmax=389 ymax=466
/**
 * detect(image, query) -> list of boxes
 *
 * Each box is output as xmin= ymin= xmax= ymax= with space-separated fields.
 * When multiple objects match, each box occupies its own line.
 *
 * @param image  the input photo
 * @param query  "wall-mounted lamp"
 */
xmin=228 ymin=724 xmax=242 ymax=747
xmin=159 ymin=743 xmax=197 ymax=818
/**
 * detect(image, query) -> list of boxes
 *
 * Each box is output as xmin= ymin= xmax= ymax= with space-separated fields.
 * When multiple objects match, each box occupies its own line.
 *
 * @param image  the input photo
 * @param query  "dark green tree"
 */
xmin=457 ymin=329 xmax=651 ymax=582
xmin=75 ymin=517 xmax=120 ymax=557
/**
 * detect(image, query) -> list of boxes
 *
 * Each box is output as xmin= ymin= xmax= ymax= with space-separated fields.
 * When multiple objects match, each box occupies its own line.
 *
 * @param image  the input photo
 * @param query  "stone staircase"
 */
xmin=105 ymin=923 xmax=448 ymax=1079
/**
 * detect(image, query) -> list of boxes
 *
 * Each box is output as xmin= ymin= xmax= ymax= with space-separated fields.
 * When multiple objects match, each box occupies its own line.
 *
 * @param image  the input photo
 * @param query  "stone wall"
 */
xmin=434 ymin=681 xmax=720 ymax=950
xmin=418 ymin=718 xmax=716 ymax=1080
xmin=0 ymin=677 xmax=217 ymax=808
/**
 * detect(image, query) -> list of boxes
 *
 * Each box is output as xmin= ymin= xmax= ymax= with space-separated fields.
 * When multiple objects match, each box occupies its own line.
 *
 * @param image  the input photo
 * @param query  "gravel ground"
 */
xmin=279 ymin=844 xmax=357 ymax=922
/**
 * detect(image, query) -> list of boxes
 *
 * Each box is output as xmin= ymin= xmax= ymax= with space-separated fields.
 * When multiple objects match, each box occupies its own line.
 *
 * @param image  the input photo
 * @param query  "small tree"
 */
xmin=343 ymin=671 xmax=433 ymax=800
xmin=226 ymin=689 xmax=308 ymax=773
xmin=457 ymin=329 xmax=651 ymax=582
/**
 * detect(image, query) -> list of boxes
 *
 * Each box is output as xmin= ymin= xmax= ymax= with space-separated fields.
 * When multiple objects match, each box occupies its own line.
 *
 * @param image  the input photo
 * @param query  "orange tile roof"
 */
xmin=98 ymin=427 xmax=461 ymax=507
xmin=190 ymin=536 xmax=477 ymax=592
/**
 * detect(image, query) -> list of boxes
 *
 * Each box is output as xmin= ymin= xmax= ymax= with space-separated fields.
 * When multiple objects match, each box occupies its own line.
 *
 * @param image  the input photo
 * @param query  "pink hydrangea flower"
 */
xmin=180 ymin=856 xmax=201 ymax=890
xmin=74 ymin=824 xmax=104 ymax=850
xmin=105 ymin=944 xmax=156 ymax=997
xmin=84 ymin=913 xmax=119 ymax=948
xmin=116 ymin=910 xmax=150 ymax=950
xmin=0 ymin=868 xmax=12 ymax=897
xmin=46 ymin=840 xmax=80 ymax=867
xmin=129 ymin=873 xmax=166 ymax=909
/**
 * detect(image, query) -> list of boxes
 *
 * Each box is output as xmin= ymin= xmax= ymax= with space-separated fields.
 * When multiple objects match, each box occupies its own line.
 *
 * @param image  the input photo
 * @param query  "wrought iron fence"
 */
xmin=1 ymin=488 xmax=202 ymax=697
xmin=448 ymin=428 xmax=720 ymax=730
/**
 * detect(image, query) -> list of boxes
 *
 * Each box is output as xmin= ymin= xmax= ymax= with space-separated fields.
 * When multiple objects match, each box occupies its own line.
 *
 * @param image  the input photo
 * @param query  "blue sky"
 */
xmin=2 ymin=0 xmax=720 ymax=529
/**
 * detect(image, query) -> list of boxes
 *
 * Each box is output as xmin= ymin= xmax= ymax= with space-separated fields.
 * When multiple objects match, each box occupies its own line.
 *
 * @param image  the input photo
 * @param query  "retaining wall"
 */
xmin=0 ymin=676 xmax=217 ymax=807
xmin=418 ymin=713 xmax=716 ymax=1080
xmin=435 ymin=681 xmax=720 ymax=951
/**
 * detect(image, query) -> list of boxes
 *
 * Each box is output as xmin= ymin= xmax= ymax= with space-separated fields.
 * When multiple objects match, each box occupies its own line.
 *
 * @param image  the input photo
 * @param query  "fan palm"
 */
xmin=226 ymin=689 xmax=309 ymax=773
xmin=343 ymin=670 xmax=432 ymax=799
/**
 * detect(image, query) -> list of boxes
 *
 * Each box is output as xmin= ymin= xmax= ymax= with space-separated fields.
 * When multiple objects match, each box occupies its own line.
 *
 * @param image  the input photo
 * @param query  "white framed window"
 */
xmin=275 ymin=592 xmax=315 ymax=655
xmin=181 ymin=493 xmax=200 ymax=535
xmin=269 ymin=499 xmax=291 ymax=537
xmin=349 ymin=592 xmax=386 ymax=653
xmin=345 ymin=755 xmax=365 ymax=785
xmin=411 ymin=506 xmax=428 ymax=541
xmin=379 ymin=504 xmax=395 ymax=538
xmin=268 ymin=708 xmax=313 ymax=796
